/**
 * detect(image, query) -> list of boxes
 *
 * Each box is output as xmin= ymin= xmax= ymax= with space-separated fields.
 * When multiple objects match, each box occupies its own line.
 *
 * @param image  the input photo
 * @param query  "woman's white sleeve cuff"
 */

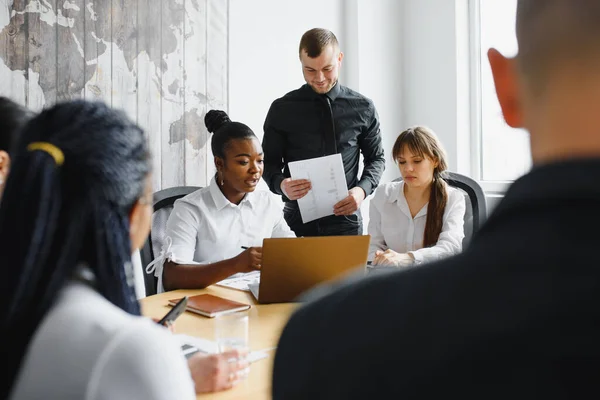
xmin=408 ymin=251 xmax=422 ymax=265
xmin=145 ymin=237 xmax=203 ymax=293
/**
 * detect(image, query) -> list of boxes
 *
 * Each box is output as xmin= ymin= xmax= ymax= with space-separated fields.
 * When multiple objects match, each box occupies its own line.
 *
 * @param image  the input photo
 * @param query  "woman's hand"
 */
xmin=234 ymin=246 xmax=262 ymax=272
xmin=187 ymin=349 xmax=250 ymax=393
xmin=373 ymin=249 xmax=414 ymax=267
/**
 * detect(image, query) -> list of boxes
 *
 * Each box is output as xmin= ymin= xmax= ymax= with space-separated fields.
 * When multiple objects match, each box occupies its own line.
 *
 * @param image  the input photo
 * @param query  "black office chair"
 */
xmin=393 ymin=171 xmax=486 ymax=247
xmin=140 ymin=186 xmax=201 ymax=296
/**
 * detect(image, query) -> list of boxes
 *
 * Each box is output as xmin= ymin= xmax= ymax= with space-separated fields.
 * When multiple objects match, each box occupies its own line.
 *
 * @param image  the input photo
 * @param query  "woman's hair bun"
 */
xmin=204 ymin=109 xmax=231 ymax=133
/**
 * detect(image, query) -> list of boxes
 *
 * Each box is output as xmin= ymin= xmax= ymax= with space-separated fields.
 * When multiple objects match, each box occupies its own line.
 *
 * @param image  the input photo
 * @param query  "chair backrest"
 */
xmin=392 ymin=172 xmax=486 ymax=247
xmin=139 ymin=186 xmax=201 ymax=296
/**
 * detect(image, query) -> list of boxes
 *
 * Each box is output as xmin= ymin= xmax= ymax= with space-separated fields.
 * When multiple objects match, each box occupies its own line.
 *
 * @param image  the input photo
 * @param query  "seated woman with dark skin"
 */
xmin=147 ymin=110 xmax=295 ymax=291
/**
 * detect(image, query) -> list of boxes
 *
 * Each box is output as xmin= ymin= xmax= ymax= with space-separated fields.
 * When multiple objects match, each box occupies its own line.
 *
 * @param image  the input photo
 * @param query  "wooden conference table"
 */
xmin=140 ymin=285 xmax=299 ymax=400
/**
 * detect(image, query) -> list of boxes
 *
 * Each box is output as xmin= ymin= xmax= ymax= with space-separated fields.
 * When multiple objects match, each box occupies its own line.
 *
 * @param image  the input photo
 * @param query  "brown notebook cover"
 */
xmin=168 ymin=294 xmax=250 ymax=318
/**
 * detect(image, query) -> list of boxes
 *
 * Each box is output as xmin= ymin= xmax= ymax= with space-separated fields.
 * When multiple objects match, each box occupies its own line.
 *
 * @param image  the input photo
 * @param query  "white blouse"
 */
xmin=147 ymin=177 xmax=295 ymax=292
xmin=11 ymin=281 xmax=195 ymax=400
xmin=368 ymin=180 xmax=466 ymax=264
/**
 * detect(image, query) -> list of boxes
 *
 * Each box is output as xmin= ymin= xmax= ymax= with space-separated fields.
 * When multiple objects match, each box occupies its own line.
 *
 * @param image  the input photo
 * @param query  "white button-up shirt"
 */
xmin=368 ymin=180 xmax=466 ymax=264
xmin=148 ymin=178 xmax=295 ymax=292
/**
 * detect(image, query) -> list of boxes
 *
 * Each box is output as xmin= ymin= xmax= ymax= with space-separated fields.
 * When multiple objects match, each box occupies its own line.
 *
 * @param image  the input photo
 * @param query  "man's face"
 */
xmin=300 ymin=44 xmax=343 ymax=94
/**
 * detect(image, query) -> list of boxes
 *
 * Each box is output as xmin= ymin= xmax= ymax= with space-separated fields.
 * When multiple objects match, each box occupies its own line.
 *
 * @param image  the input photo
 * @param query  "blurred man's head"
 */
xmin=489 ymin=0 xmax=600 ymax=164
xmin=299 ymin=28 xmax=343 ymax=94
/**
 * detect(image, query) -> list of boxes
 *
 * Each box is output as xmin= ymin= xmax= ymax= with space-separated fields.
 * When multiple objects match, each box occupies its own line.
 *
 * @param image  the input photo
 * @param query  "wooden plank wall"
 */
xmin=0 ymin=0 xmax=229 ymax=190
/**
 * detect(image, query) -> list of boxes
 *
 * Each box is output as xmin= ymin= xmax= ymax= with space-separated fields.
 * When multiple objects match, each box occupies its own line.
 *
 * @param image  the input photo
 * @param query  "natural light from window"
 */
xmin=478 ymin=0 xmax=532 ymax=181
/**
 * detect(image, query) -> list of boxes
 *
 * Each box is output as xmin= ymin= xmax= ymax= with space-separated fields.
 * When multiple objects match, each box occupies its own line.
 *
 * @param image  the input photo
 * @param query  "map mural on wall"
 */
xmin=0 ymin=0 xmax=228 ymax=189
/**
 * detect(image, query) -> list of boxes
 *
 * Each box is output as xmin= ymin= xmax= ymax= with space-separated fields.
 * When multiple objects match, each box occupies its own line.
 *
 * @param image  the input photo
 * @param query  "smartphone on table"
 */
xmin=157 ymin=296 xmax=189 ymax=326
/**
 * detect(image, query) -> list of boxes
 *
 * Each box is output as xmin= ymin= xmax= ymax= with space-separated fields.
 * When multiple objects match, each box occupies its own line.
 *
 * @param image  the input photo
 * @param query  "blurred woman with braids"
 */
xmin=368 ymin=126 xmax=466 ymax=267
xmin=0 ymin=96 xmax=34 ymax=200
xmin=2 ymin=100 xmax=248 ymax=399
xmin=147 ymin=109 xmax=294 ymax=292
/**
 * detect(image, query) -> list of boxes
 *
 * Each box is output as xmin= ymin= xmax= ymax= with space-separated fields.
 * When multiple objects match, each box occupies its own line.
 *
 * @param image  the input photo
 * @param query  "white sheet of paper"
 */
xmin=288 ymin=154 xmax=348 ymax=223
xmin=215 ymin=271 xmax=260 ymax=292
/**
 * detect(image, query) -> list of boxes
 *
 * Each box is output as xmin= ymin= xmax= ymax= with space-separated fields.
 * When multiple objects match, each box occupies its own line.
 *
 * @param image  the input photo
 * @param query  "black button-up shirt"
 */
xmin=262 ymin=83 xmax=385 ymax=204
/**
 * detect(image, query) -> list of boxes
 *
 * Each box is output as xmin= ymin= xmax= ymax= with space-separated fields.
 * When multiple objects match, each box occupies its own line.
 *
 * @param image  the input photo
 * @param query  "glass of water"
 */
xmin=215 ymin=313 xmax=249 ymax=381
xmin=215 ymin=313 xmax=249 ymax=354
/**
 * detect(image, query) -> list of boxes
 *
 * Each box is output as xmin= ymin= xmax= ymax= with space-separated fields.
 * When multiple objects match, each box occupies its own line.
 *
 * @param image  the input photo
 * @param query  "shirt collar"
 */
xmin=302 ymin=81 xmax=342 ymax=102
xmin=388 ymin=181 xmax=428 ymax=218
xmin=387 ymin=181 xmax=404 ymax=204
xmin=324 ymin=81 xmax=341 ymax=102
xmin=209 ymin=177 xmax=257 ymax=211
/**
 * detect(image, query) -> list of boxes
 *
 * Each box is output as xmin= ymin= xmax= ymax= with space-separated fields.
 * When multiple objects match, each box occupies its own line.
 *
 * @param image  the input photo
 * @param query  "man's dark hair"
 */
xmin=299 ymin=28 xmax=339 ymax=58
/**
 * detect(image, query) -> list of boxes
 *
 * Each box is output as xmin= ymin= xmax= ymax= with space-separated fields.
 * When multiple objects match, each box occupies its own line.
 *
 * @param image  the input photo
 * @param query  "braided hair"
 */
xmin=0 ymin=100 xmax=151 ymax=398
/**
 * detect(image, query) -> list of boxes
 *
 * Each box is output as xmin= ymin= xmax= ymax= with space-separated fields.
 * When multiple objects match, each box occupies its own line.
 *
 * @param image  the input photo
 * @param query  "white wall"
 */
xmin=353 ymin=0 xmax=404 ymax=184
xmin=400 ymin=0 xmax=500 ymax=215
xmin=401 ymin=0 xmax=471 ymax=176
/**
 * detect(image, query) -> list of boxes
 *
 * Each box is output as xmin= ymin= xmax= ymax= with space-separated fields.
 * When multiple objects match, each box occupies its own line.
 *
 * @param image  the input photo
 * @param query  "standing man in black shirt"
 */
xmin=262 ymin=28 xmax=385 ymax=237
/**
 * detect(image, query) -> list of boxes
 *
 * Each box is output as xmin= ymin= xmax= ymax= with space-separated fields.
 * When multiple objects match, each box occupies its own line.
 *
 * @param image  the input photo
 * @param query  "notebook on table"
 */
xmin=168 ymin=293 xmax=250 ymax=318
xmin=253 ymin=235 xmax=370 ymax=304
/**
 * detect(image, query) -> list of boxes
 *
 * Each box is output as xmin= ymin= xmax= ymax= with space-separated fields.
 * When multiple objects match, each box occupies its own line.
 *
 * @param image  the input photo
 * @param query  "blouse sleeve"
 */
xmin=262 ymin=192 xmax=295 ymax=238
xmin=367 ymin=187 xmax=388 ymax=260
xmin=271 ymin=210 xmax=296 ymax=238
xmin=145 ymin=200 xmax=205 ymax=293
xmin=409 ymin=188 xmax=466 ymax=264
xmin=162 ymin=200 xmax=202 ymax=263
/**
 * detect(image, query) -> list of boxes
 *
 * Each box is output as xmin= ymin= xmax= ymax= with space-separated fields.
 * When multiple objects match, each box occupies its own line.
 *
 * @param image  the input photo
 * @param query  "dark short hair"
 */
xmin=0 ymin=97 xmax=34 ymax=154
xmin=205 ymin=109 xmax=257 ymax=158
xmin=299 ymin=28 xmax=339 ymax=58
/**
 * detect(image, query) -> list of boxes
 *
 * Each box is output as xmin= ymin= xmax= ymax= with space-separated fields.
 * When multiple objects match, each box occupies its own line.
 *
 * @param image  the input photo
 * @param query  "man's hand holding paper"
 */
xmin=280 ymin=178 xmax=312 ymax=200
xmin=333 ymin=187 xmax=365 ymax=216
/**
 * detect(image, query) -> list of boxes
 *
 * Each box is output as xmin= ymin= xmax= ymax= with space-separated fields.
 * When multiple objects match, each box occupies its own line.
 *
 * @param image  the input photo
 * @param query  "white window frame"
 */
xmin=468 ymin=0 xmax=517 ymax=195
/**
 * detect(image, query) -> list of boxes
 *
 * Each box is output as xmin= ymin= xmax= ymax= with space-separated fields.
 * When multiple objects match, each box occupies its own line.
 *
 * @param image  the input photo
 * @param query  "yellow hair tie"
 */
xmin=27 ymin=142 xmax=65 ymax=166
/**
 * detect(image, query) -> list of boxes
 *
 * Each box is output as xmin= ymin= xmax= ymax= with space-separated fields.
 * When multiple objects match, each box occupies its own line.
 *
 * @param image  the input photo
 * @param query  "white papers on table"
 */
xmin=215 ymin=271 xmax=260 ymax=292
xmin=288 ymin=154 xmax=348 ymax=223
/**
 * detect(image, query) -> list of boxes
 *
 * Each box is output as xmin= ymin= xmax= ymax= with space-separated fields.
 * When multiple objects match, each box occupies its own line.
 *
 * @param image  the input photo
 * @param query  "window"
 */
xmin=472 ymin=0 xmax=531 ymax=184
